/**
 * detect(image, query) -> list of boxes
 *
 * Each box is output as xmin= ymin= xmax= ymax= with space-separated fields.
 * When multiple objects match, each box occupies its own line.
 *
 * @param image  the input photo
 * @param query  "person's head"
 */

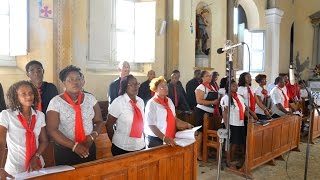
xmin=172 ymin=69 xmax=180 ymax=79
xmin=59 ymin=65 xmax=84 ymax=94
xmin=25 ymin=60 xmax=44 ymax=86
xmin=211 ymin=71 xmax=219 ymax=82
xmin=298 ymin=80 xmax=306 ymax=89
xmin=150 ymin=76 xmax=168 ymax=97
xmin=282 ymin=74 xmax=289 ymax=83
xmin=147 ymin=70 xmax=156 ymax=81
xmin=275 ymin=76 xmax=285 ymax=88
xmin=6 ymin=80 xmax=39 ymax=111
xmin=238 ymin=72 xmax=252 ymax=86
xmin=194 ymin=69 xmax=201 ymax=80
xmin=255 ymin=74 xmax=267 ymax=86
xmin=200 ymin=70 xmax=212 ymax=83
xmin=220 ymin=77 xmax=228 ymax=88
xmin=118 ymin=61 xmax=130 ymax=78
xmin=225 ymin=79 xmax=237 ymax=94
xmin=201 ymin=9 xmax=209 ymax=15
xmin=170 ymin=72 xmax=180 ymax=85
xmin=119 ymin=75 xmax=140 ymax=97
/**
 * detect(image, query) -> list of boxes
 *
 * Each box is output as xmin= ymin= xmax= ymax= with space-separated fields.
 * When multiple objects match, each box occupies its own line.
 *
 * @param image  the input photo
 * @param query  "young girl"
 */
xmin=220 ymin=79 xmax=247 ymax=168
xmin=0 ymin=81 xmax=48 ymax=179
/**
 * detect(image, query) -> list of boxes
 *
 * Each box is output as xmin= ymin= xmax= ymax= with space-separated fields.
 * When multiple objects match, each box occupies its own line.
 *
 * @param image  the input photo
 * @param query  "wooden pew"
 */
xmin=33 ymin=143 xmax=197 ymax=180
xmin=310 ymin=108 xmax=320 ymax=143
xmin=231 ymin=115 xmax=301 ymax=178
xmin=176 ymin=111 xmax=196 ymax=126
xmin=98 ymin=101 xmax=109 ymax=121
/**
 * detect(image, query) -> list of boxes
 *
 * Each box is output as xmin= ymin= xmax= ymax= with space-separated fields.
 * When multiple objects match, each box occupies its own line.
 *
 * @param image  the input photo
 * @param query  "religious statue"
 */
xmin=196 ymin=8 xmax=210 ymax=55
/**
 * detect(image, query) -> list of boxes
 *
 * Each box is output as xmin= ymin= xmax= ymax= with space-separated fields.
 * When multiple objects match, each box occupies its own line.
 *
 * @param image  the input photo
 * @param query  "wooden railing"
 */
xmin=310 ymin=108 xmax=320 ymax=143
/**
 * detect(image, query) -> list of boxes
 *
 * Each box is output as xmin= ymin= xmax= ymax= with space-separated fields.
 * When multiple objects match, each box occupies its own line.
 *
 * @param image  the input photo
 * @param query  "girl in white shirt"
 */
xmin=220 ymin=79 xmax=247 ymax=167
xmin=107 ymin=75 xmax=145 ymax=156
xmin=254 ymin=74 xmax=272 ymax=120
xmin=0 ymin=81 xmax=48 ymax=179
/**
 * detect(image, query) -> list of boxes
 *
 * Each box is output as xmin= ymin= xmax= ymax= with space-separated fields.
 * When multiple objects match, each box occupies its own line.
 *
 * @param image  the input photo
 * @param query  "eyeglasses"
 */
xmin=159 ymin=85 xmax=168 ymax=90
xmin=128 ymin=83 xmax=140 ymax=87
xmin=28 ymin=68 xmax=44 ymax=74
xmin=65 ymin=77 xmax=83 ymax=83
xmin=204 ymin=74 xmax=212 ymax=77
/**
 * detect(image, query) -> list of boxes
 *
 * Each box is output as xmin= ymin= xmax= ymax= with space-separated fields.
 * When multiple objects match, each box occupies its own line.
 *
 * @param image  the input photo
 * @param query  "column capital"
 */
xmin=265 ymin=8 xmax=284 ymax=24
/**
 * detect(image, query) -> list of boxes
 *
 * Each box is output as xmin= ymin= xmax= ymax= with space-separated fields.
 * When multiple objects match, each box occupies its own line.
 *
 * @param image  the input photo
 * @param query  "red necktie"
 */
xmin=154 ymin=96 xmax=176 ymax=138
xmin=277 ymin=86 xmax=289 ymax=108
xmin=17 ymin=113 xmax=41 ymax=170
xmin=213 ymin=82 xmax=219 ymax=91
xmin=247 ymin=87 xmax=256 ymax=112
xmin=231 ymin=93 xmax=244 ymax=120
xmin=37 ymin=88 xmax=42 ymax=112
xmin=64 ymin=92 xmax=86 ymax=143
xmin=173 ymin=86 xmax=178 ymax=107
xmin=129 ymin=100 xmax=144 ymax=138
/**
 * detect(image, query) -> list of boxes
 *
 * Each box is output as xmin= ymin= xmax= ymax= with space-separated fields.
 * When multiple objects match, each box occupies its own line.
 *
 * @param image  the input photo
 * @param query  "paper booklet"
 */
xmin=174 ymin=126 xmax=202 ymax=147
xmin=9 ymin=165 xmax=75 ymax=180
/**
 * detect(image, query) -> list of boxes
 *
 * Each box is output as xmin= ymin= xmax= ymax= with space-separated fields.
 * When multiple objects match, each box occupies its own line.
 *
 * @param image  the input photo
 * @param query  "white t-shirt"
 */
xmin=108 ymin=93 xmax=145 ymax=151
xmin=270 ymin=86 xmax=289 ymax=116
xmin=218 ymin=88 xmax=226 ymax=96
xmin=0 ymin=109 xmax=46 ymax=175
xmin=237 ymin=86 xmax=254 ymax=108
xmin=144 ymin=97 xmax=176 ymax=137
xmin=46 ymin=93 xmax=97 ymax=141
xmin=300 ymin=89 xmax=308 ymax=99
xmin=220 ymin=94 xmax=245 ymax=126
xmin=195 ymin=84 xmax=215 ymax=113
xmin=254 ymin=86 xmax=266 ymax=115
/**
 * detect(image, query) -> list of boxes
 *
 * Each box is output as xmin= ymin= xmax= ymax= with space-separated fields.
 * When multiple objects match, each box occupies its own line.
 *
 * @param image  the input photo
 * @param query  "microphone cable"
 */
xmin=242 ymin=42 xmax=251 ymax=73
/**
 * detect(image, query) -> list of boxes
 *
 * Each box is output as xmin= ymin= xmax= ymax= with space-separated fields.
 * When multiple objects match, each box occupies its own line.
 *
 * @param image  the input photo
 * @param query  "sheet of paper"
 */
xmin=11 ymin=165 xmax=75 ymax=180
xmin=174 ymin=138 xmax=196 ymax=147
xmin=175 ymin=126 xmax=201 ymax=140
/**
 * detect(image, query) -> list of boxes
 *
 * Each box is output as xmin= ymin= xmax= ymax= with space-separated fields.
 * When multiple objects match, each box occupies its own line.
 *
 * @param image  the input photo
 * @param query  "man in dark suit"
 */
xmin=168 ymin=72 xmax=190 ymax=112
xmin=138 ymin=70 xmax=155 ymax=105
xmin=186 ymin=70 xmax=201 ymax=110
xmin=0 ymin=83 xmax=6 ymax=112
xmin=107 ymin=61 xmax=130 ymax=104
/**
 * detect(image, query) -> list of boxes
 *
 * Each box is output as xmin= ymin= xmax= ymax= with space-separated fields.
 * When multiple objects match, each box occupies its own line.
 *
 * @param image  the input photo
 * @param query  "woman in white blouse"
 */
xmin=107 ymin=75 xmax=145 ymax=156
xmin=145 ymin=76 xmax=192 ymax=148
xmin=46 ymin=65 xmax=103 ymax=166
xmin=254 ymin=74 xmax=272 ymax=120
xmin=220 ymin=79 xmax=247 ymax=167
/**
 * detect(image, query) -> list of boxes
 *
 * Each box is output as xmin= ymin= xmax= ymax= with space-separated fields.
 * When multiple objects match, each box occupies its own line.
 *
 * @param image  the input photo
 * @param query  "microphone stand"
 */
xmin=295 ymin=72 xmax=319 ymax=180
xmin=216 ymin=46 xmax=233 ymax=180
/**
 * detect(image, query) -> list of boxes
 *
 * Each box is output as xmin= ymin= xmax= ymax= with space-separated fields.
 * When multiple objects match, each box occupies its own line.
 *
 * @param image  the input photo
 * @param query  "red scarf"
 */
xmin=277 ymin=86 xmax=289 ymax=108
xmin=173 ymin=86 xmax=179 ymax=107
xmin=64 ymin=92 xmax=86 ymax=143
xmin=247 ymin=87 xmax=256 ymax=112
xmin=154 ymin=96 xmax=176 ymax=138
xmin=203 ymin=83 xmax=219 ymax=115
xmin=261 ymin=88 xmax=268 ymax=98
xmin=37 ymin=88 xmax=42 ymax=112
xmin=231 ymin=93 xmax=244 ymax=121
xmin=129 ymin=99 xmax=144 ymax=138
xmin=17 ymin=113 xmax=41 ymax=170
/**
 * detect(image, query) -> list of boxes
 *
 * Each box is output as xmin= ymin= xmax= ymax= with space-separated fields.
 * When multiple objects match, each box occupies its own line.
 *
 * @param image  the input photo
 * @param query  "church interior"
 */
xmin=0 ymin=0 xmax=320 ymax=179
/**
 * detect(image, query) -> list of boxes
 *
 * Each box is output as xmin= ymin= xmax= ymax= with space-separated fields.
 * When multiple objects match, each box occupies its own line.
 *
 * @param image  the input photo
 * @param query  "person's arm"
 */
xmin=276 ymin=103 xmax=292 ymax=115
xmin=106 ymin=114 xmax=117 ymax=141
xmin=254 ymin=94 xmax=271 ymax=117
xmin=28 ymin=127 xmax=49 ymax=172
xmin=175 ymin=117 xmax=193 ymax=131
xmin=222 ymin=107 xmax=229 ymax=127
xmin=195 ymin=89 xmax=219 ymax=106
xmin=46 ymin=111 xmax=89 ymax=158
xmin=82 ymin=103 xmax=104 ymax=148
xmin=0 ymin=126 xmax=14 ymax=179
xmin=149 ymin=125 xmax=176 ymax=147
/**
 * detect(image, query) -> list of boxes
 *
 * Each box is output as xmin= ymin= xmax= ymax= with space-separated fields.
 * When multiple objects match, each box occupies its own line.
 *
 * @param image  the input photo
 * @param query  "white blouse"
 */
xmin=144 ymin=97 xmax=176 ymax=137
xmin=237 ymin=86 xmax=254 ymax=107
xmin=254 ymin=86 xmax=266 ymax=115
xmin=46 ymin=93 xmax=97 ymax=141
xmin=0 ymin=109 xmax=45 ymax=175
xmin=195 ymin=84 xmax=215 ymax=113
xmin=220 ymin=94 xmax=245 ymax=126
xmin=108 ymin=93 xmax=145 ymax=151
xmin=270 ymin=87 xmax=289 ymax=116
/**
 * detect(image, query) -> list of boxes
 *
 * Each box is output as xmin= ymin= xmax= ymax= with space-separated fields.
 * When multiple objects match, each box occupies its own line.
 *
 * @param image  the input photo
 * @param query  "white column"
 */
xmin=265 ymin=8 xmax=284 ymax=83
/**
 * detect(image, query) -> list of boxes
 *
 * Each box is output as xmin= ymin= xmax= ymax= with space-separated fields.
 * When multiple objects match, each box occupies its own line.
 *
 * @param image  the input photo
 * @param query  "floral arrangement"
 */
xmin=313 ymin=64 xmax=320 ymax=76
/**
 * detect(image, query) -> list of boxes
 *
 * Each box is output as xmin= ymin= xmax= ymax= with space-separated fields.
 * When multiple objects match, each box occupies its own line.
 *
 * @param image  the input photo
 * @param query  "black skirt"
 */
xmin=230 ymin=125 xmax=246 ymax=145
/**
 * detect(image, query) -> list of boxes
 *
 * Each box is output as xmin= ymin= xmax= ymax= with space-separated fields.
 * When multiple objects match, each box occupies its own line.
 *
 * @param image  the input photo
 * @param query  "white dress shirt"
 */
xmin=195 ymin=84 xmax=215 ymax=113
xmin=254 ymin=86 xmax=266 ymax=115
xmin=270 ymin=86 xmax=289 ymax=116
xmin=220 ymin=94 xmax=245 ymax=126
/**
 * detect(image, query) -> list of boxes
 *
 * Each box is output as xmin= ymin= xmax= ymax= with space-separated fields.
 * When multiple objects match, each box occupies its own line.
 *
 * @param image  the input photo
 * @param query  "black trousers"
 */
xmin=147 ymin=136 xmax=163 ymax=148
xmin=54 ymin=142 xmax=96 ymax=166
xmin=111 ymin=143 xmax=145 ymax=156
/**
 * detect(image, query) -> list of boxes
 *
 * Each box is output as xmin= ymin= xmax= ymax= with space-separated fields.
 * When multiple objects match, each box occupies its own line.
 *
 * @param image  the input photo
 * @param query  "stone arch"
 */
xmin=237 ymin=0 xmax=260 ymax=30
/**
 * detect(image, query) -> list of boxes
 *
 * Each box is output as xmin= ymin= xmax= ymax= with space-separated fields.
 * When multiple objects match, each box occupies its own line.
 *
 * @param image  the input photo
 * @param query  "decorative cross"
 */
xmin=40 ymin=5 xmax=52 ymax=17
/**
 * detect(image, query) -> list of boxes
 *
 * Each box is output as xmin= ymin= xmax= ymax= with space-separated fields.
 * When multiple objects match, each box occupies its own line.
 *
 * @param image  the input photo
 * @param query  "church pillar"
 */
xmin=265 ymin=8 xmax=284 ymax=83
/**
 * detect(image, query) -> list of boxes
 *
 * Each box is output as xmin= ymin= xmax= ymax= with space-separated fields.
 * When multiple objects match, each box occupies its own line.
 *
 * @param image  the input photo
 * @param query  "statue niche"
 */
xmin=196 ymin=8 xmax=211 ymax=55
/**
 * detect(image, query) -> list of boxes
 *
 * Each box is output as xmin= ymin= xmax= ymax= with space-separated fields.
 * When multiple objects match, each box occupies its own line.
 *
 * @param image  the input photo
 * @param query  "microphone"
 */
xmin=289 ymin=63 xmax=295 ymax=85
xmin=217 ymin=42 xmax=245 ymax=54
